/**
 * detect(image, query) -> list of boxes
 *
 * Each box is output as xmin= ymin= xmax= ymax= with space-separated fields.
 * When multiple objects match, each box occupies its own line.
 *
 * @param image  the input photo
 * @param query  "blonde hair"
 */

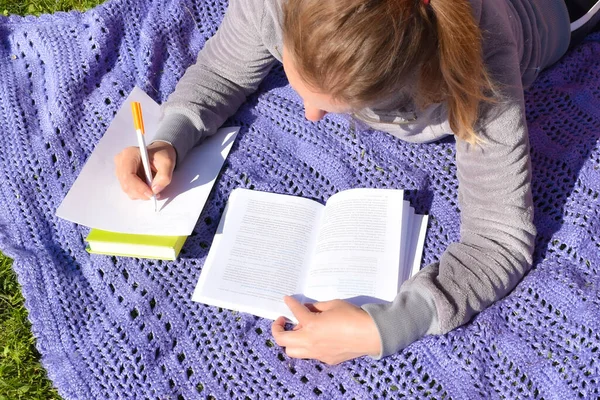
xmin=282 ymin=0 xmax=496 ymax=143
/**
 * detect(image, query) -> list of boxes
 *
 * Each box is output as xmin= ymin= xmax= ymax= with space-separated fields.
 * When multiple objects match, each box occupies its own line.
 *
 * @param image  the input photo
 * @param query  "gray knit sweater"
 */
xmin=154 ymin=0 xmax=571 ymax=358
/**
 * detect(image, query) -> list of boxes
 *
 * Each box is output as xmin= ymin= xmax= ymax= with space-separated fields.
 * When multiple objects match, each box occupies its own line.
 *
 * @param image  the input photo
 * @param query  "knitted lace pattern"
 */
xmin=0 ymin=0 xmax=599 ymax=398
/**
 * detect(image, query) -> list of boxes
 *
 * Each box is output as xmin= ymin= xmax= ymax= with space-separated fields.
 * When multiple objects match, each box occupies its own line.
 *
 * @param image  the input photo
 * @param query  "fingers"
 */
xmin=114 ymin=147 xmax=154 ymax=200
xmin=271 ymin=320 xmax=307 ymax=348
xmin=271 ymin=322 xmax=339 ymax=364
xmin=148 ymin=141 xmax=176 ymax=194
xmin=150 ymin=158 xmax=174 ymax=195
xmin=272 ymin=316 xmax=286 ymax=334
xmin=283 ymin=296 xmax=313 ymax=323
xmin=310 ymin=299 xmax=343 ymax=312
xmin=269 ymin=323 xmax=311 ymax=359
xmin=114 ymin=142 xmax=176 ymax=200
xmin=285 ymin=346 xmax=311 ymax=360
xmin=271 ymin=298 xmax=363 ymax=365
xmin=271 ymin=318 xmax=288 ymax=341
xmin=272 ymin=297 xmax=314 ymax=348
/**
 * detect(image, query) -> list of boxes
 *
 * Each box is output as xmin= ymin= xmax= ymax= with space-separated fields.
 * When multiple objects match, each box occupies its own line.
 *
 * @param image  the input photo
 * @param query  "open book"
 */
xmin=192 ymin=187 xmax=428 ymax=321
xmin=56 ymin=87 xmax=239 ymax=259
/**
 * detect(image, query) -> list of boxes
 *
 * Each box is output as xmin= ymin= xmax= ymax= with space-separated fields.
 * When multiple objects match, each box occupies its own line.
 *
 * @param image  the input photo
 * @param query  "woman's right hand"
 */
xmin=114 ymin=141 xmax=177 ymax=200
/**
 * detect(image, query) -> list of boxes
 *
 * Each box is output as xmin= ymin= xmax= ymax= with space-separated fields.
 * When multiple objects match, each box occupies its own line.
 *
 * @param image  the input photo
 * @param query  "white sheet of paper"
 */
xmin=56 ymin=87 xmax=239 ymax=236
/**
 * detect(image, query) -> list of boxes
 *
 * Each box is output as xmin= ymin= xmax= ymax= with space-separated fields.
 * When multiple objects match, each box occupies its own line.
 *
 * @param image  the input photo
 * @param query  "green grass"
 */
xmin=0 ymin=3 xmax=105 ymax=399
xmin=1 ymin=0 xmax=104 ymax=16
xmin=0 ymin=255 xmax=62 ymax=400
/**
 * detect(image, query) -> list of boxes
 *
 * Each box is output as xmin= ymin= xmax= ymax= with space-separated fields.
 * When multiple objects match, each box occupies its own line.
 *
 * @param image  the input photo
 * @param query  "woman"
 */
xmin=114 ymin=0 xmax=599 ymax=364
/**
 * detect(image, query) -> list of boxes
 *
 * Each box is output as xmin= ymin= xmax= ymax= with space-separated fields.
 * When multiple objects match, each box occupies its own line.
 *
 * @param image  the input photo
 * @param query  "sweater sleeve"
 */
xmin=362 ymin=42 xmax=537 ymax=358
xmin=152 ymin=0 xmax=277 ymax=163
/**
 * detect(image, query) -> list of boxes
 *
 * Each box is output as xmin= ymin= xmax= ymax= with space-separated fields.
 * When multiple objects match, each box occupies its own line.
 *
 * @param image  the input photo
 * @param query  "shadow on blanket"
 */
xmin=0 ymin=1 xmax=599 ymax=399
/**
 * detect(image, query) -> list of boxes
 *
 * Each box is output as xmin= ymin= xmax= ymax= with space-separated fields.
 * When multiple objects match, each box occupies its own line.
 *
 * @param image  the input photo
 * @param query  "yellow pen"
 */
xmin=131 ymin=101 xmax=158 ymax=212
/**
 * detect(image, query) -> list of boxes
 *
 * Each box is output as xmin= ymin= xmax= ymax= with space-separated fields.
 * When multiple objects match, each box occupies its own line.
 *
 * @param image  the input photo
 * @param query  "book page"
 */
xmin=409 ymin=214 xmax=429 ymax=277
xmin=303 ymin=188 xmax=404 ymax=302
xmin=399 ymin=201 xmax=412 ymax=283
xmin=397 ymin=212 xmax=429 ymax=291
xmin=192 ymin=189 xmax=323 ymax=320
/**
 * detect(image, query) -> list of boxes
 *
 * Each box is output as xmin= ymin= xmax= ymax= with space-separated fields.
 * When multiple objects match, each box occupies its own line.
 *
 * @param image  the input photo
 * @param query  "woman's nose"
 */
xmin=304 ymin=104 xmax=327 ymax=121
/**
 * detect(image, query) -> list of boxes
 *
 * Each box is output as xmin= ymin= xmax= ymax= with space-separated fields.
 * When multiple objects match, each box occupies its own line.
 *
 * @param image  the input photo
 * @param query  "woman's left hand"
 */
xmin=271 ymin=296 xmax=381 ymax=365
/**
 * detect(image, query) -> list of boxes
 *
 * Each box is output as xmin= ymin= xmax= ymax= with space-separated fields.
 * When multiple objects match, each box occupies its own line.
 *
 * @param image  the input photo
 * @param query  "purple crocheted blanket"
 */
xmin=1 ymin=0 xmax=599 ymax=398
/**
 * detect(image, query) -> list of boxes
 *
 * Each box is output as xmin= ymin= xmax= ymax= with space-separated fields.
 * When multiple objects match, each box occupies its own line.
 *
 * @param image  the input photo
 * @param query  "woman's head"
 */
xmin=282 ymin=46 xmax=354 ymax=121
xmin=282 ymin=0 xmax=495 ymax=143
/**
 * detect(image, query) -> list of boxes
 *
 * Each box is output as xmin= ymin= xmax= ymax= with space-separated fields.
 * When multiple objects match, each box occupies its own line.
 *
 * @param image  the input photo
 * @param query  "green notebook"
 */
xmin=85 ymin=229 xmax=187 ymax=260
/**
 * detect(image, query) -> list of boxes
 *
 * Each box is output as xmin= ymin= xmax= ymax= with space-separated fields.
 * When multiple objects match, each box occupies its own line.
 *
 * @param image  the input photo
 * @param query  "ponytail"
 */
xmin=426 ymin=0 xmax=496 ymax=143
